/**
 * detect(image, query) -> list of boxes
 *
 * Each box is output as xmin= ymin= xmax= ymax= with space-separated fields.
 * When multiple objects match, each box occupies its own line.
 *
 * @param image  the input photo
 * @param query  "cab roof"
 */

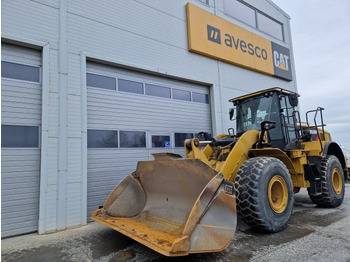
xmin=229 ymin=88 xmax=299 ymax=103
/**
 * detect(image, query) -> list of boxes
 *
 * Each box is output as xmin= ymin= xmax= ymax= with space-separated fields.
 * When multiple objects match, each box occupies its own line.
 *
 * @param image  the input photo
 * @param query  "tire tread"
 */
xmin=308 ymin=155 xmax=344 ymax=207
xmin=235 ymin=157 xmax=293 ymax=232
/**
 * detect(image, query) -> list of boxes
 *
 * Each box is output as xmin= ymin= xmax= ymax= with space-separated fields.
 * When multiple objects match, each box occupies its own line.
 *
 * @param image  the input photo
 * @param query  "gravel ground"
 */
xmin=2 ymin=184 xmax=350 ymax=262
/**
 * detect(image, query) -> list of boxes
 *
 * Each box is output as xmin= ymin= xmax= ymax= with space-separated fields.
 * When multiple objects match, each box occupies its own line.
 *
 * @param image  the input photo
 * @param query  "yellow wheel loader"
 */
xmin=92 ymin=88 xmax=348 ymax=256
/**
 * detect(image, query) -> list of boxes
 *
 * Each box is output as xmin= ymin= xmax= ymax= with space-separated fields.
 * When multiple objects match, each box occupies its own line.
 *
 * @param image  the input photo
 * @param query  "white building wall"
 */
xmin=2 ymin=0 xmax=60 ymax=233
xmin=2 ymin=0 xmax=297 ymax=234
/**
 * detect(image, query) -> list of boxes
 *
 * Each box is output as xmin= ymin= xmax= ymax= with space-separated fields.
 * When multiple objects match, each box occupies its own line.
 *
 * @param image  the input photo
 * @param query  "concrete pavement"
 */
xmin=2 ymin=184 xmax=350 ymax=262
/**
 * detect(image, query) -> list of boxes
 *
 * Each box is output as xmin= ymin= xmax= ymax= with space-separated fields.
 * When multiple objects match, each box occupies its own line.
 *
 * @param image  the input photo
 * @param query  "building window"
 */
xmin=87 ymin=71 xmax=210 ymax=104
xmin=118 ymin=79 xmax=144 ymax=95
xmin=198 ymin=0 xmax=209 ymax=4
xmin=87 ymin=130 xmax=118 ymax=148
xmin=86 ymin=73 xmax=116 ymax=90
xmin=223 ymin=0 xmax=284 ymax=41
xmin=120 ymin=131 xmax=146 ymax=148
xmin=175 ymin=133 xmax=193 ymax=147
xmin=145 ymin=84 xmax=171 ymax=99
xmin=223 ymin=0 xmax=256 ymax=27
xmin=257 ymin=13 xmax=284 ymax=41
xmin=152 ymin=135 xmax=171 ymax=148
xmin=2 ymin=125 xmax=39 ymax=148
xmin=173 ymin=89 xmax=191 ymax=101
xmin=1 ymin=61 xmax=40 ymax=83
xmin=193 ymin=92 xmax=209 ymax=104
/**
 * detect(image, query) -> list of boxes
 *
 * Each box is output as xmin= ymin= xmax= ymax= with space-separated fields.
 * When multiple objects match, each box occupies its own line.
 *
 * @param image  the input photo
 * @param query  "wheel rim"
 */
xmin=332 ymin=168 xmax=343 ymax=195
xmin=268 ymin=175 xmax=288 ymax=214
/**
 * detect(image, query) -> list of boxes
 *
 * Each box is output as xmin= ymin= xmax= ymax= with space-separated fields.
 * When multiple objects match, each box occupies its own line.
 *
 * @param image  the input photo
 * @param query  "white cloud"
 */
xmin=272 ymin=0 xmax=350 ymax=151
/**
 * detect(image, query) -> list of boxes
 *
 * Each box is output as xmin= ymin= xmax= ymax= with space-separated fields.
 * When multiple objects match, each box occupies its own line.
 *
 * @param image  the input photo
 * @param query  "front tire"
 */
xmin=235 ymin=157 xmax=294 ymax=232
xmin=308 ymin=155 xmax=345 ymax=207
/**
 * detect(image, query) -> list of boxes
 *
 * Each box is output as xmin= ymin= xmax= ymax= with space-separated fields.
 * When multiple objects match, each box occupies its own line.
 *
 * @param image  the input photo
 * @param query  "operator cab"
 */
xmin=230 ymin=88 xmax=301 ymax=150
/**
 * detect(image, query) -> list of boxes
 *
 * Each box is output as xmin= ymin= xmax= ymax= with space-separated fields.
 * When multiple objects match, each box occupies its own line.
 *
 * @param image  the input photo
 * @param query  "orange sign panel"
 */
xmin=187 ymin=3 xmax=292 ymax=81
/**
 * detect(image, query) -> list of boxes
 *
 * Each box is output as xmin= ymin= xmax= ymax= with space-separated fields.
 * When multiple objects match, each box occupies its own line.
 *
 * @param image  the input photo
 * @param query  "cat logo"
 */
xmin=274 ymin=51 xmax=289 ymax=71
xmin=271 ymin=42 xmax=292 ymax=80
xmin=207 ymin=25 xmax=221 ymax=44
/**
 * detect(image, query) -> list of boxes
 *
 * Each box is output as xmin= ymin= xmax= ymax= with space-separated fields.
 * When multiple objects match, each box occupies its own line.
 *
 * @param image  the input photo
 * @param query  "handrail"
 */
xmin=306 ymin=107 xmax=325 ymax=154
xmin=292 ymin=110 xmax=301 ymax=140
xmin=280 ymin=113 xmax=290 ymax=143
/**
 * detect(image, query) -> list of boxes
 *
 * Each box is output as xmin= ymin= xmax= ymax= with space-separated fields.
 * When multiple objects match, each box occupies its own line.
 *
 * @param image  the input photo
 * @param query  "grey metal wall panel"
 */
xmin=86 ymin=62 xmax=212 ymax=218
xmin=86 ymin=62 xmax=211 ymax=132
xmin=67 ymin=2 xmax=220 ymax=86
xmin=87 ymin=149 xmax=150 ymax=219
xmin=2 ymin=1 xmax=59 ymax=49
xmin=1 ymin=44 xmax=41 ymax=237
xmin=2 ymin=44 xmax=41 ymax=65
xmin=1 ymin=81 xmax=42 ymax=126
xmin=1 ymin=148 xmax=41 ymax=238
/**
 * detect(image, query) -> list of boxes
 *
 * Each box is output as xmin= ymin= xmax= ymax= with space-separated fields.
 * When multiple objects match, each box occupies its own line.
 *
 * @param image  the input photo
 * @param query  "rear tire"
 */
xmin=235 ymin=157 xmax=294 ymax=232
xmin=308 ymin=155 xmax=345 ymax=207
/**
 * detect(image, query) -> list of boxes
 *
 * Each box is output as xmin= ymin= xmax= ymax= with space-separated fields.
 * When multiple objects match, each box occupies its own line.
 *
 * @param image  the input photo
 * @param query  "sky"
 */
xmin=271 ymin=0 xmax=350 ymax=156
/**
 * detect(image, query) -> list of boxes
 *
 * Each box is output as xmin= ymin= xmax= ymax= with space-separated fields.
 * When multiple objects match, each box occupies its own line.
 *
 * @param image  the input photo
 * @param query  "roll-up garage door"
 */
xmin=86 ymin=62 xmax=212 ymax=218
xmin=1 ymin=43 xmax=41 ymax=237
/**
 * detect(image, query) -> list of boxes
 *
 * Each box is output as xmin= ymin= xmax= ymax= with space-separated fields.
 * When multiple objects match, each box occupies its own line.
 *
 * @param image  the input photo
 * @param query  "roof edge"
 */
xmin=266 ymin=0 xmax=291 ymax=19
xmin=229 ymin=87 xmax=297 ymax=102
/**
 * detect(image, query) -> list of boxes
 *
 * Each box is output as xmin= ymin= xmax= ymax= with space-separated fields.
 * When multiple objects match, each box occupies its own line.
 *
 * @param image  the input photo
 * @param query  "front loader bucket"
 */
xmin=92 ymin=158 xmax=237 ymax=257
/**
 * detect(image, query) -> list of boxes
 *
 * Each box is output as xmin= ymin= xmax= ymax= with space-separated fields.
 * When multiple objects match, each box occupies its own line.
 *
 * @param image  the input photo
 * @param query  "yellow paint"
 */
xmin=248 ymin=148 xmax=308 ymax=187
xmin=219 ymin=130 xmax=259 ymax=181
xmin=183 ymin=86 xmax=334 ymax=191
xmin=289 ymin=150 xmax=302 ymax=159
xmin=203 ymin=144 xmax=213 ymax=159
xmin=301 ymin=141 xmax=328 ymax=156
xmin=268 ymin=175 xmax=288 ymax=213
xmin=185 ymin=138 xmax=211 ymax=166
xmin=289 ymin=152 xmax=309 ymax=188
xmin=185 ymin=131 xmax=259 ymax=182
xmin=278 ymin=63 xmax=287 ymax=71
xmin=249 ymin=148 xmax=296 ymax=173
xmin=323 ymin=131 xmax=331 ymax=141
xmin=229 ymin=88 xmax=299 ymax=103
xmin=332 ymin=168 xmax=343 ymax=195
xmin=92 ymin=210 xmax=189 ymax=257
xmin=185 ymin=131 xmax=330 ymax=189
xmin=186 ymin=3 xmax=274 ymax=76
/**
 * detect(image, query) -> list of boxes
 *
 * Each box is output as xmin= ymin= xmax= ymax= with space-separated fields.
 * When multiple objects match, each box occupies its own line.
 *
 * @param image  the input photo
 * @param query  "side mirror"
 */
xmin=288 ymin=93 xmax=299 ymax=107
xmin=258 ymin=121 xmax=276 ymax=148
xmin=229 ymin=108 xmax=235 ymax=120
xmin=261 ymin=121 xmax=276 ymax=131
xmin=228 ymin=128 xmax=235 ymax=136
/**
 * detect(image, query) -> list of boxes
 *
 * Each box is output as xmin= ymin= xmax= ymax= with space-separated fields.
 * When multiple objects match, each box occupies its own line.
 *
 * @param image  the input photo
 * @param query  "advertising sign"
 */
xmin=187 ymin=3 xmax=292 ymax=81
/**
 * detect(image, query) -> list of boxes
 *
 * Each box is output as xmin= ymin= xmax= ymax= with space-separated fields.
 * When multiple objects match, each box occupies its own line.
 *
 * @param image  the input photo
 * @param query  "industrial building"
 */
xmin=1 ymin=0 xmax=297 ymax=237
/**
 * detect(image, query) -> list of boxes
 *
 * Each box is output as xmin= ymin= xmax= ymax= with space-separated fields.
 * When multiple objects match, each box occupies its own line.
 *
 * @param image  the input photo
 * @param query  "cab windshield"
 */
xmin=236 ymin=93 xmax=282 ymax=139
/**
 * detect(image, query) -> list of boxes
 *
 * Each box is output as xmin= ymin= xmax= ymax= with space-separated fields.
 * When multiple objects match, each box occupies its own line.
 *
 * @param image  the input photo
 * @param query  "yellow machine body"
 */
xmin=186 ymin=129 xmax=344 ymax=187
xmin=92 ymin=88 xmax=347 ymax=256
